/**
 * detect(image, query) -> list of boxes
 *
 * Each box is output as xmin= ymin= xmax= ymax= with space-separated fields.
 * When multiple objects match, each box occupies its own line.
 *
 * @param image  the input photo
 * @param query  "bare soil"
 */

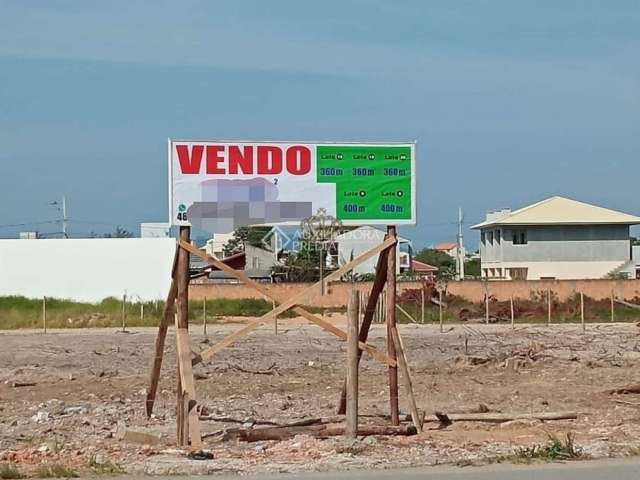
xmin=2 ymin=319 xmax=640 ymax=476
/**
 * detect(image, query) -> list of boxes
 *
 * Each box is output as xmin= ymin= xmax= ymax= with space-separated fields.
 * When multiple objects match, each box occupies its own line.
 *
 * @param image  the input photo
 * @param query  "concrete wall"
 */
xmin=0 ymin=239 xmax=175 ymax=302
xmin=190 ymin=278 xmax=640 ymax=306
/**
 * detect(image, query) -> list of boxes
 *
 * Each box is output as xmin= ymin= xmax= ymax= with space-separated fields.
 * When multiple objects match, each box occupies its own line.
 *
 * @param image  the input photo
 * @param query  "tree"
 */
xmin=103 ymin=227 xmax=133 ymax=238
xmin=222 ymin=226 xmax=272 ymax=257
xmin=415 ymin=248 xmax=456 ymax=279
xmin=464 ymin=258 xmax=481 ymax=278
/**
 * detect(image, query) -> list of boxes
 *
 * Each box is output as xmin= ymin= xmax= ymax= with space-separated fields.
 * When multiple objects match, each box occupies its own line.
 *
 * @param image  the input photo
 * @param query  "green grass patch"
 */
xmin=0 ymin=464 xmax=22 ymax=480
xmin=0 ymin=296 xmax=346 ymax=330
xmin=513 ymin=433 xmax=584 ymax=462
xmin=33 ymin=463 xmax=78 ymax=479
xmin=88 ymin=455 xmax=125 ymax=475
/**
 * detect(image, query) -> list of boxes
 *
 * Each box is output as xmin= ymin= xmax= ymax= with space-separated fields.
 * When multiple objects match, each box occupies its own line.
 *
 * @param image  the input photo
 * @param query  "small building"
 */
xmin=333 ymin=226 xmax=412 ymax=275
xmin=411 ymin=259 xmax=438 ymax=279
xmin=205 ymin=232 xmax=234 ymax=259
xmin=191 ymin=244 xmax=282 ymax=283
xmin=633 ymin=245 xmax=640 ymax=279
xmin=471 ymin=196 xmax=640 ymax=280
xmin=433 ymin=242 xmax=458 ymax=257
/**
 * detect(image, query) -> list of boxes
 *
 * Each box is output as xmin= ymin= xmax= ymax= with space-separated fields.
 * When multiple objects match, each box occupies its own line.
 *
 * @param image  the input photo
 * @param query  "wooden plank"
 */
xmin=396 ymin=303 xmax=418 ymax=324
xmin=391 ymin=326 xmax=422 ymax=433
xmin=386 ymin=226 xmax=399 ymax=426
xmin=183 ymin=237 xmax=397 ymax=366
xmin=145 ymin=250 xmax=178 ymax=418
xmin=346 ymin=290 xmax=359 ymax=438
xmin=175 ymin=326 xmax=202 ymax=449
xmin=425 ymin=411 xmax=577 ymax=423
xmin=337 ymin=248 xmax=389 ymax=414
xmin=175 ymin=226 xmax=191 ymax=447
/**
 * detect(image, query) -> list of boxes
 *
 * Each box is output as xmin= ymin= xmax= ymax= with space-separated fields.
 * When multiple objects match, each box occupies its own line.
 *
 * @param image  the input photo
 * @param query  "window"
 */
xmin=512 ymin=230 xmax=527 ymax=245
xmin=495 ymin=230 xmax=501 ymax=244
xmin=509 ymin=267 xmax=528 ymax=280
xmin=481 ymin=232 xmax=486 ymax=245
xmin=488 ymin=231 xmax=494 ymax=244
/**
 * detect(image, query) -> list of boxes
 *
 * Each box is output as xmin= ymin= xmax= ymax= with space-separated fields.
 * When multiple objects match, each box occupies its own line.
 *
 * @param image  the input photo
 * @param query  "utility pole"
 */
xmin=62 ymin=196 xmax=68 ymax=239
xmin=49 ymin=196 xmax=69 ymax=238
xmin=456 ymin=207 xmax=465 ymax=281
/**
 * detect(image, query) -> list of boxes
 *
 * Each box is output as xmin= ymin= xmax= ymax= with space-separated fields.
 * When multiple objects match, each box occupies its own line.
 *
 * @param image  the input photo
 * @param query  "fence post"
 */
xmin=421 ymin=289 xmax=425 ymax=324
xmin=438 ymin=289 xmax=443 ymax=333
xmin=140 ymin=303 xmax=144 ymax=322
xmin=484 ymin=282 xmax=489 ymax=324
xmin=122 ymin=293 xmax=127 ymax=333
xmin=273 ymin=299 xmax=278 ymax=335
xmin=547 ymin=288 xmax=551 ymax=325
xmin=510 ymin=295 xmax=514 ymax=330
xmin=580 ymin=292 xmax=585 ymax=332
xmin=203 ymin=297 xmax=207 ymax=336
xmin=610 ymin=290 xmax=615 ymax=322
xmin=42 ymin=296 xmax=47 ymax=334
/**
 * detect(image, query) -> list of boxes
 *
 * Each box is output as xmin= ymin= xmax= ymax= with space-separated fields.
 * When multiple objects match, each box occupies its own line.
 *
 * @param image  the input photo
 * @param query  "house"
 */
xmin=333 ymin=226 xmax=412 ymax=275
xmin=191 ymin=244 xmax=281 ymax=283
xmin=411 ymin=259 xmax=438 ymax=279
xmin=433 ymin=242 xmax=458 ymax=257
xmin=471 ymin=196 xmax=640 ymax=280
xmin=205 ymin=232 xmax=234 ymax=259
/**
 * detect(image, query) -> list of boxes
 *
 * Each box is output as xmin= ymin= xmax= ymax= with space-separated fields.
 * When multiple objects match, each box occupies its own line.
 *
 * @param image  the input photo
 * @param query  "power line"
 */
xmin=0 ymin=220 xmax=59 ymax=229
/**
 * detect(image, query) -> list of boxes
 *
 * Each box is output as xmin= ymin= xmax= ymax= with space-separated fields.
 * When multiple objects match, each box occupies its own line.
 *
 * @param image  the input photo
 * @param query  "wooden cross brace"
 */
xmin=180 ymin=238 xmax=397 ymax=368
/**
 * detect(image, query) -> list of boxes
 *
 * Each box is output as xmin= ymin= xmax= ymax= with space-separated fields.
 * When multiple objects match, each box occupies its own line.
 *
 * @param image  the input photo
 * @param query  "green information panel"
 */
xmin=316 ymin=145 xmax=414 ymax=222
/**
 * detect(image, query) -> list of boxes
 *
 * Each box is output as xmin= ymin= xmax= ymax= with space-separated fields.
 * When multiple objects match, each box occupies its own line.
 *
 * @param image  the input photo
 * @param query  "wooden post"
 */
xmin=346 ymin=290 xmax=359 ymax=438
xmin=386 ymin=226 xmax=399 ymax=426
xmin=145 ymin=276 xmax=177 ymax=418
xmin=438 ymin=289 xmax=443 ymax=333
xmin=421 ymin=288 xmax=425 ymax=324
xmin=580 ymin=292 xmax=585 ymax=332
xmin=484 ymin=282 xmax=489 ymax=324
xmin=273 ymin=299 xmax=278 ymax=335
xmin=547 ymin=288 xmax=551 ymax=325
xmin=510 ymin=295 xmax=515 ymax=330
xmin=175 ymin=226 xmax=192 ymax=446
xmin=140 ymin=303 xmax=144 ymax=322
xmin=121 ymin=293 xmax=127 ymax=332
xmin=391 ymin=326 xmax=422 ymax=433
xmin=337 ymin=246 xmax=389 ymax=414
xmin=611 ymin=290 xmax=615 ymax=322
xmin=42 ymin=297 xmax=47 ymax=334
xmin=202 ymin=297 xmax=207 ymax=336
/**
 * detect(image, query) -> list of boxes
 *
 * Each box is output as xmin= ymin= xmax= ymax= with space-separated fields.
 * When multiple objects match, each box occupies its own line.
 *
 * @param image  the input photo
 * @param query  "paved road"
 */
xmin=171 ymin=459 xmax=640 ymax=480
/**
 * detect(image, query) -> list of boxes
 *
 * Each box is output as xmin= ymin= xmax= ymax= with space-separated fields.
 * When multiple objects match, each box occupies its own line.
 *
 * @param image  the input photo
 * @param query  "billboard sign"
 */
xmin=169 ymin=140 xmax=416 ymax=233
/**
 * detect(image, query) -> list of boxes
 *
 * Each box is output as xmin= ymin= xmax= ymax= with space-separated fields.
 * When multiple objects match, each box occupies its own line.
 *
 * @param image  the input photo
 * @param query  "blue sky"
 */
xmin=1 ymin=1 xmax=639 ymax=247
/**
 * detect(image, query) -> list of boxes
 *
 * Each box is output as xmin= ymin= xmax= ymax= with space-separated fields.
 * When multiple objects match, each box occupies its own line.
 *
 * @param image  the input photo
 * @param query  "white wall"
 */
xmin=0 ymin=238 xmax=176 ymax=302
xmin=481 ymin=260 xmax=624 ymax=280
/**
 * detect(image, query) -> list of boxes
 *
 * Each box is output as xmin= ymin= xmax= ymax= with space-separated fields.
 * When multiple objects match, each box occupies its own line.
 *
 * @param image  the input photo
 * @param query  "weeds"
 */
xmin=34 ymin=463 xmax=78 ymax=478
xmin=0 ymin=464 xmax=22 ymax=480
xmin=513 ymin=433 xmax=584 ymax=462
xmin=88 ymin=455 xmax=125 ymax=475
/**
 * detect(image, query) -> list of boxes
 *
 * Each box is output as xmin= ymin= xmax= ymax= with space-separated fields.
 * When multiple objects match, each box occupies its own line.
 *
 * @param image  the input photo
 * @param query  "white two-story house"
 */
xmin=471 ymin=196 xmax=640 ymax=280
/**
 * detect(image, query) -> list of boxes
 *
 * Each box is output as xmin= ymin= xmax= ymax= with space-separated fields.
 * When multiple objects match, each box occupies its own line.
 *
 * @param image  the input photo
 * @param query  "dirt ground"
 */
xmin=2 ymin=319 xmax=640 ymax=476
